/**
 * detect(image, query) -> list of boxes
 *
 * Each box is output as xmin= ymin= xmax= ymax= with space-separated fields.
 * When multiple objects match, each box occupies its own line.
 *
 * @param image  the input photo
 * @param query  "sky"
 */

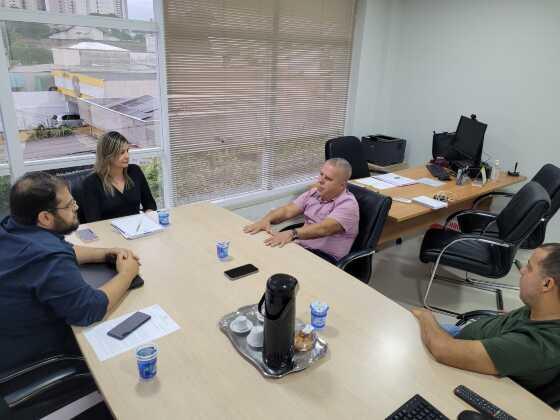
xmin=127 ymin=0 xmax=154 ymax=21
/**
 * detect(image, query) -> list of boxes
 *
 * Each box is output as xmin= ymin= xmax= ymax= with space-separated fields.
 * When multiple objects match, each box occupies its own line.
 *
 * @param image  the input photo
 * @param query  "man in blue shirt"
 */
xmin=0 ymin=172 xmax=140 ymax=372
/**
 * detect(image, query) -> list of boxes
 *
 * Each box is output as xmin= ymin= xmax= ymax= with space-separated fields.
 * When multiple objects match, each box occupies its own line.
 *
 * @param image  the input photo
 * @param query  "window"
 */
xmin=134 ymin=156 xmax=163 ymax=208
xmin=0 ymin=112 xmax=10 ymax=217
xmin=0 ymin=0 xmax=154 ymax=21
xmin=165 ymin=0 xmax=356 ymax=205
xmin=0 ymin=175 xmax=9 ymax=218
xmin=3 ymin=21 xmax=160 ymax=162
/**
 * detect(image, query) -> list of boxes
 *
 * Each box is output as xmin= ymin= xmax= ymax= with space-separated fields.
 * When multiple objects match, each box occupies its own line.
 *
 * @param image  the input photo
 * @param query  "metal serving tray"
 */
xmin=218 ymin=304 xmax=328 ymax=379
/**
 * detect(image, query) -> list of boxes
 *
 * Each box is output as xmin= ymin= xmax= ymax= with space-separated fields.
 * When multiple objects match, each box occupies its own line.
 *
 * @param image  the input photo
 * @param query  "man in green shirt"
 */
xmin=411 ymin=243 xmax=560 ymax=392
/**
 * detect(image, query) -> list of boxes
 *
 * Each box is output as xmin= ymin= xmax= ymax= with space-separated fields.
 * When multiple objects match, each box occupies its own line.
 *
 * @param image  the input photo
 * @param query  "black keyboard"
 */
xmin=426 ymin=164 xmax=451 ymax=181
xmin=386 ymin=394 xmax=449 ymax=420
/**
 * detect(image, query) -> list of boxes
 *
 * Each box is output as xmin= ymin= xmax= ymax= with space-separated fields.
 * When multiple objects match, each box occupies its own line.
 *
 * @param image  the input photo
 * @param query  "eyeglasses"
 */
xmin=52 ymin=198 xmax=78 ymax=211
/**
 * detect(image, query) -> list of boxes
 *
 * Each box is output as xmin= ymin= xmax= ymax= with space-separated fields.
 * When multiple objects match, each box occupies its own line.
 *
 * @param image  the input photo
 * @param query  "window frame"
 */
xmin=0 ymin=3 xmax=171 ymax=207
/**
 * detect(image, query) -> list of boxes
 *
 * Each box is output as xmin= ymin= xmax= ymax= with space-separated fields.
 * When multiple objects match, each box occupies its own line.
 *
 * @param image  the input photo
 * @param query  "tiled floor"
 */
xmin=368 ymin=234 xmax=531 ymax=325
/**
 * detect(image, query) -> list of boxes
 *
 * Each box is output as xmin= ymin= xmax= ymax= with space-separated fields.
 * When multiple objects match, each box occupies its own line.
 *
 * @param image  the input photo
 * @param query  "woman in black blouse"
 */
xmin=82 ymin=131 xmax=157 ymax=222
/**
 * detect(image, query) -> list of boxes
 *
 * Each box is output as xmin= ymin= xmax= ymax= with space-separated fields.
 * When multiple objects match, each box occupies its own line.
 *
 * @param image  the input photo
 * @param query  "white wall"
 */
xmin=351 ymin=0 xmax=560 ymax=240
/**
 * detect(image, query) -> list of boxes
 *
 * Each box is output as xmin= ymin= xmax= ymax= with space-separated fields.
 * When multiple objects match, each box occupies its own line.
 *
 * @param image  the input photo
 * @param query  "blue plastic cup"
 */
xmin=158 ymin=210 xmax=170 ymax=225
xmin=136 ymin=343 xmax=159 ymax=380
xmin=310 ymin=301 xmax=329 ymax=329
xmin=217 ymin=241 xmax=230 ymax=261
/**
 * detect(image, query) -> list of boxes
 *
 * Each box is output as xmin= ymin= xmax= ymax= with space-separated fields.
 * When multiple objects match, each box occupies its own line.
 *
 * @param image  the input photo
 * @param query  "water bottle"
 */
xmin=491 ymin=160 xmax=500 ymax=181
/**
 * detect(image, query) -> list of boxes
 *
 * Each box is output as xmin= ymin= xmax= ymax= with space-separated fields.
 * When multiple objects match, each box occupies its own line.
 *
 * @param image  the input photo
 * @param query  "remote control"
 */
xmin=393 ymin=197 xmax=412 ymax=204
xmin=453 ymin=385 xmax=516 ymax=420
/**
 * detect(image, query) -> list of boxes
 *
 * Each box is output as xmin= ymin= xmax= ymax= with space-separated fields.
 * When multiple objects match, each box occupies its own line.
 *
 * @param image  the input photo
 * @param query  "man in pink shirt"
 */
xmin=244 ymin=158 xmax=359 ymax=263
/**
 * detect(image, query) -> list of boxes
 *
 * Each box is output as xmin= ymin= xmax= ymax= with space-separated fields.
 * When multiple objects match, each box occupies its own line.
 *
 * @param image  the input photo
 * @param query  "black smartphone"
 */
xmin=224 ymin=264 xmax=259 ymax=281
xmin=107 ymin=311 xmax=151 ymax=340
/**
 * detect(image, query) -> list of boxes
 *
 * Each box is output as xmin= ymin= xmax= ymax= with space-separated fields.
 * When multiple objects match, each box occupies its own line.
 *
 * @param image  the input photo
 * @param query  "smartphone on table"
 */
xmin=224 ymin=264 xmax=259 ymax=281
xmin=107 ymin=311 xmax=151 ymax=340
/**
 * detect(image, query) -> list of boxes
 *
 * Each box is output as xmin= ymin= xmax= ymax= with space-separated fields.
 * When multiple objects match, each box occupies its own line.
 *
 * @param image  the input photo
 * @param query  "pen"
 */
xmin=135 ymin=215 xmax=143 ymax=233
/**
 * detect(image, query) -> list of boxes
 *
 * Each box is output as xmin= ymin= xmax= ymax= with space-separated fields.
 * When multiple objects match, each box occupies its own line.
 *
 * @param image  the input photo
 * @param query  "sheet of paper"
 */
xmin=111 ymin=213 xmax=164 ymax=239
xmin=416 ymin=177 xmax=445 ymax=188
xmin=354 ymin=177 xmax=395 ymax=190
xmin=84 ymin=304 xmax=180 ymax=362
xmin=373 ymin=173 xmax=418 ymax=187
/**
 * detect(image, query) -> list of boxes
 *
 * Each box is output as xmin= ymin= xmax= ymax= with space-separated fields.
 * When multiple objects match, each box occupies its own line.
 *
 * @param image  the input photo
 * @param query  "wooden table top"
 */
xmin=69 ymin=203 xmax=555 ymax=419
xmin=353 ymin=166 xmax=526 ymax=222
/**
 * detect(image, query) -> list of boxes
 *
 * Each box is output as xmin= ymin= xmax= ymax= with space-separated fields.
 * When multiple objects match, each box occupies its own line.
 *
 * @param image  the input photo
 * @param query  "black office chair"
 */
xmin=419 ymin=181 xmax=550 ymax=315
xmin=324 ymin=136 xmax=370 ymax=179
xmin=455 ymin=309 xmax=560 ymax=410
xmin=458 ymin=164 xmax=560 ymax=250
xmin=282 ymin=184 xmax=392 ymax=283
xmin=60 ymin=169 xmax=92 ymax=224
xmin=0 ymin=354 xmax=111 ymax=419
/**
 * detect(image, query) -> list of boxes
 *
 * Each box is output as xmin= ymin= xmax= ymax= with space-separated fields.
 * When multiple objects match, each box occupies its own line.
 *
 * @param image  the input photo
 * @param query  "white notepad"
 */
xmin=373 ymin=173 xmax=418 ymax=187
xmin=412 ymin=195 xmax=448 ymax=209
xmin=354 ymin=177 xmax=394 ymax=190
xmin=111 ymin=214 xmax=164 ymax=239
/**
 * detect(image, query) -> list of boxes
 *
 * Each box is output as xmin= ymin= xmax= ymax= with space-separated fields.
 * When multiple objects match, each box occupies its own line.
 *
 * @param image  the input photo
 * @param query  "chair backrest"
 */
xmin=534 ymin=372 xmax=560 ymax=410
xmin=496 ymin=181 xmax=550 ymax=245
xmin=532 ymin=163 xmax=560 ymax=220
xmin=59 ymin=169 xmax=92 ymax=224
xmin=324 ymin=136 xmax=370 ymax=179
xmin=347 ymin=183 xmax=392 ymax=253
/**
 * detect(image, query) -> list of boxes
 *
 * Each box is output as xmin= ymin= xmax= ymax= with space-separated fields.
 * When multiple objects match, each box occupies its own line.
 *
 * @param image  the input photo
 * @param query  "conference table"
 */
xmin=353 ymin=166 xmax=527 ymax=244
xmin=69 ymin=203 xmax=555 ymax=419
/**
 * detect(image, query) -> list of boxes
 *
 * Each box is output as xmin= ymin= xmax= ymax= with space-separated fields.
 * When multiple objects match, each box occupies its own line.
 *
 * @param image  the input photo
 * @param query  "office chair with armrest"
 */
xmin=419 ymin=181 xmax=550 ymax=316
xmin=459 ymin=164 xmax=560 ymax=249
xmin=0 ymin=354 xmax=109 ymax=419
xmin=60 ymin=169 xmax=92 ymax=224
xmin=324 ymin=136 xmax=370 ymax=180
xmin=453 ymin=309 xmax=560 ymax=411
xmin=282 ymin=184 xmax=392 ymax=283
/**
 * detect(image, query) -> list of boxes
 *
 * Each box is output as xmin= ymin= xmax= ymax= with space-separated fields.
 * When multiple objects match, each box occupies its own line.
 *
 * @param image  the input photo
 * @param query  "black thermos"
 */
xmin=258 ymin=274 xmax=298 ymax=373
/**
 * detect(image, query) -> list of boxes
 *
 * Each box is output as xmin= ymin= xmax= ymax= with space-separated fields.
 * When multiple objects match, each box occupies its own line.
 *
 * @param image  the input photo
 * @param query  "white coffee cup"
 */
xmin=247 ymin=325 xmax=264 ymax=348
xmin=231 ymin=315 xmax=252 ymax=333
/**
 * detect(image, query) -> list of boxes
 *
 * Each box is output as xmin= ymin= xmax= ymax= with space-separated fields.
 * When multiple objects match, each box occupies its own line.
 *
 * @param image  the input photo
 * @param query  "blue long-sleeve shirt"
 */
xmin=0 ymin=217 xmax=108 ymax=372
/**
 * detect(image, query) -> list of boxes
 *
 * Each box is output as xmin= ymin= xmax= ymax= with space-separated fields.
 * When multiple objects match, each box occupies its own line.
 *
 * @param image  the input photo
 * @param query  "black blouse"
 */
xmin=82 ymin=164 xmax=157 ymax=223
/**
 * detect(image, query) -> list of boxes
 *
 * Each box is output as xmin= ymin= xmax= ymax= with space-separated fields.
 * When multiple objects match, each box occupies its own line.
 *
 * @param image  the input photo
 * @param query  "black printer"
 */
xmin=361 ymin=135 xmax=406 ymax=166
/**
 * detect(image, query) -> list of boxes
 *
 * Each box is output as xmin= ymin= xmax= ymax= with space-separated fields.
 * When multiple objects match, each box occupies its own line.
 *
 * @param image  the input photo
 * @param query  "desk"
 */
xmin=69 ymin=203 xmax=554 ymax=419
xmin=353 ymin=166 xmax=526 ymax=244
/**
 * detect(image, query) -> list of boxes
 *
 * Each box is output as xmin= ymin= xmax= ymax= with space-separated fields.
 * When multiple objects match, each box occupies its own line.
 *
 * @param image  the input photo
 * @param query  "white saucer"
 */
xmin=230 ymin=319 xmax=253 ymax=334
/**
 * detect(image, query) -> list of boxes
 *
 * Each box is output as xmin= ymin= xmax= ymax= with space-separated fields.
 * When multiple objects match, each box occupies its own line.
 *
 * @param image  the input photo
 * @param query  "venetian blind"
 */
xmin=164 ymin=0 xmax=356 ymax=204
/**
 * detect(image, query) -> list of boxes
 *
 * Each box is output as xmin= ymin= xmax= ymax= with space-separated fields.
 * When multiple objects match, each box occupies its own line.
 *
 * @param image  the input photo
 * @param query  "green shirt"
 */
xmin=458 ymin=306 xmax=560 ymax=391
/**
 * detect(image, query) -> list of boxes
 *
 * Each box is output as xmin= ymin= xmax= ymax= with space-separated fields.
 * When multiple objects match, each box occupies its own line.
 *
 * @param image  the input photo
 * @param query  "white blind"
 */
xmin=164 ymin=0 xmax=356 ymax=204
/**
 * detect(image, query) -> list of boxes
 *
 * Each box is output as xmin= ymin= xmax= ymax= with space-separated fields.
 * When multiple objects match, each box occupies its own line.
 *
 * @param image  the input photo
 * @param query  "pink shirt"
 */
xmin=293 ymin=188 xmax=359 ymax=260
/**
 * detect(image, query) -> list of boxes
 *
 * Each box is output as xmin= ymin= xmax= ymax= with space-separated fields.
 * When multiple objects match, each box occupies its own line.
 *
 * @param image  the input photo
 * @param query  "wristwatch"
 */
xmin=291 ymin=228 xmax=299 ymax=240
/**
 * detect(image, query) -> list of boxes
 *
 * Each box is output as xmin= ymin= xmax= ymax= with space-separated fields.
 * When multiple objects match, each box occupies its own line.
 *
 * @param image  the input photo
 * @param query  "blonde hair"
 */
xmin=94 ymin=131 xmax=134 ymax=195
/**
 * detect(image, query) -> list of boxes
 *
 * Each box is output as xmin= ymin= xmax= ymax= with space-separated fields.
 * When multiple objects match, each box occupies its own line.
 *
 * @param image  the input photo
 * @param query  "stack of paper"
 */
xmin=111 ymin=213 xmax=164 ymax=239
xmin=373 ymin=173 xmax=418 ymax=187
xmin=413 ymin=195 xmax=448 ymax=209
xmin=354 ymin=177 xmax=394 ymax=190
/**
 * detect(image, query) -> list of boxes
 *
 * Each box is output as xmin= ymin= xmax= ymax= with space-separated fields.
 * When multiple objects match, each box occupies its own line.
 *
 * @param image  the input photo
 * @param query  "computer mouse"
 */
xmin=457 ymin=410 xmax=491 ymax=420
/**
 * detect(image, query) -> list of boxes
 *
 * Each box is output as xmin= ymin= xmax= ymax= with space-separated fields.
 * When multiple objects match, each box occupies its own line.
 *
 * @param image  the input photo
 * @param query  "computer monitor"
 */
xmin=452 ymin=115 xmax=487 ymax=165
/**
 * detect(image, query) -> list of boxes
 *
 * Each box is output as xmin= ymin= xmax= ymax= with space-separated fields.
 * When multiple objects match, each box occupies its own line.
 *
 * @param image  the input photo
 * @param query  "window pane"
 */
xmin=40 ymin=157 xmax=162 ymax=209
xmin=4 ymin=21 xmax=160 ymax=162
xmin=0 ymin=175 xmax=9 ymax=218
xmin=134 ymin=156 xmax=163 ymax=208
xmin=0 ymin=0 xmax=154 ymax=21
xmin=0 ymin=114 xmax=6 ymax=164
